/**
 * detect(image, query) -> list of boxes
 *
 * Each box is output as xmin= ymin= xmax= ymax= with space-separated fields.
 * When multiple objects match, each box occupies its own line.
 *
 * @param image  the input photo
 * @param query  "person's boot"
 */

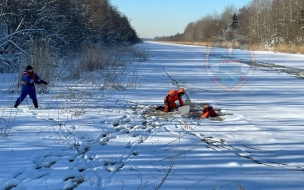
xmin=13 ymin=103 xmax=19 ymax=108
xmin=163 ymin=104 xmax=169 ymax=112
xmin=33 ymin=101 xmax=38 ymax=108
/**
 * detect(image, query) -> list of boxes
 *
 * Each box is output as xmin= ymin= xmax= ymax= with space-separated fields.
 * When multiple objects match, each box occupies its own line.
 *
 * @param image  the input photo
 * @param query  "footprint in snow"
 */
xmin=125 ymin=141 xmax=134 ymax=148
xmin=106 ymin=163 xmax=124 ymax=172
xmin=99 ymin=134 xmax=117 ymax=146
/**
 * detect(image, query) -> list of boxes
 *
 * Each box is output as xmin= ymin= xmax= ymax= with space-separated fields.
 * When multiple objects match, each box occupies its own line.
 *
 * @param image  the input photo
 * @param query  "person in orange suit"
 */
xmin=200 ymin=105 xmax=217 ymax=118
xmin=163 ymin=88 xmax=185 ymax=112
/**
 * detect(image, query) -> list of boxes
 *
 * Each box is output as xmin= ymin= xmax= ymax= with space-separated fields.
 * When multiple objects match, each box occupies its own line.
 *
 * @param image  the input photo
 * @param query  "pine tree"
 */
xmin=228 ymin=13 xmax=238 ymax=31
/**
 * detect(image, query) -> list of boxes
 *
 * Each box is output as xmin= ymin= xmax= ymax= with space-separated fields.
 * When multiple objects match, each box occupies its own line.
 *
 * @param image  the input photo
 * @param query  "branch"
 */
xmin=6 ymin=40 xmax=29 ymax=55
xmin=155 ymin=156 xmax=175 ymax=190
xmin=0 ymin=29 xmax=43 ymax=42
xmin=15 ymin=17 xmax=24 ymax=32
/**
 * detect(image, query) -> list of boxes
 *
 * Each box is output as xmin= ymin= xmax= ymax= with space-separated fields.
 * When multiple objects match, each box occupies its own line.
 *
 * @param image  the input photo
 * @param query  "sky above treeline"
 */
xmin=110 ymin=0 xmax=252 ymax=38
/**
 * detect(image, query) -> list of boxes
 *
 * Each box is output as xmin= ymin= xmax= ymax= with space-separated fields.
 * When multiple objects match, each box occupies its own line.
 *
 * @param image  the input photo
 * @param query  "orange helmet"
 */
xmin=178 ymin=88 xmax=185 ymax=94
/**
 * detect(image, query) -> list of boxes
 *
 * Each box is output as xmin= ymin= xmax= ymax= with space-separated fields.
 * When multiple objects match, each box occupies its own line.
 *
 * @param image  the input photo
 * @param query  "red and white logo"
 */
xmin=205 ymin=37 xmax=255 ymax=92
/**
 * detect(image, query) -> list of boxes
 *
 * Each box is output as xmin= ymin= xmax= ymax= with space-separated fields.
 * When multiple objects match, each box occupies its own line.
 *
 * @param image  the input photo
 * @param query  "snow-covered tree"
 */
xmin=0 ymin=0 xmax=141 ymax=72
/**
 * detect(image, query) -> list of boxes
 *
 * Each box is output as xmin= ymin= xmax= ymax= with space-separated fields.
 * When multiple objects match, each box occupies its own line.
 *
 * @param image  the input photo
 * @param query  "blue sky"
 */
xmin=110 ymin=0 xmax=252 ymax=38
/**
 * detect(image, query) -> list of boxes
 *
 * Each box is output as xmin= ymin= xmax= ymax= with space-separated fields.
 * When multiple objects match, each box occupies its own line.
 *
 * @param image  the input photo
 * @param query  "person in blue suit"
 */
xmin=14 ymin=65 xmax=48 ymax=108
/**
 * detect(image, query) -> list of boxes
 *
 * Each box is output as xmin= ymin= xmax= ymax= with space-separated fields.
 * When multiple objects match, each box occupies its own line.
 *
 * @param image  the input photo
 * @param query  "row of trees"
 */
xmin=0 ymin=0 xmax=141 ymax=72
xmin=155 ymin=0 xmax=304 ymax=46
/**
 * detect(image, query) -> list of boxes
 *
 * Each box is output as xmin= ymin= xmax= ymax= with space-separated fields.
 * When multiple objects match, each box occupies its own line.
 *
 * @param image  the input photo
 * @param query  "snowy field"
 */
xmin=0 ymin=41 xmax=304 ymax=190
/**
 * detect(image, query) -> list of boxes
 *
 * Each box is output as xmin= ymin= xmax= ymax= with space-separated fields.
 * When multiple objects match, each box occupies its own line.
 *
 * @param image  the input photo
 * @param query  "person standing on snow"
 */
xmin=200 ymin=105 xmax=217 ymax=118
xmin=163 ymin=88 xmax=185 ymax=112
xmin=14 ymin=65 xmax=48 ymax=108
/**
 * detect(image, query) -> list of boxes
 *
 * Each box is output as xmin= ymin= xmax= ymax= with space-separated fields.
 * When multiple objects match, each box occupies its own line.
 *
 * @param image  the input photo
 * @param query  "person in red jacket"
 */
xmin=163 ymin=88 xmax=185 ymax=112
xmin=200 ymin=105 xmax=217 ymax=118
xmin=14 ymin=65 xmax=48 ymax=108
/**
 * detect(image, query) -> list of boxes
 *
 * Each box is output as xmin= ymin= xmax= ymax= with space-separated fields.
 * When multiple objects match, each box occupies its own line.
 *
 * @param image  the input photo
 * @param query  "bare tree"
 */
xmin=176 ymin=0 xmax=304 ymax=47
xmin=0 ymin=0 xmax=141 ymax=72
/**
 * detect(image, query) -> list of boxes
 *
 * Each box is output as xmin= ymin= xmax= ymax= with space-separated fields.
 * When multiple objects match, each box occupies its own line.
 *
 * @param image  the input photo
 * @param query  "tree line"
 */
xmin=155 ymin=0 xmax=304 ymax=47
xmin=0 ymin=0 xmax=141 ymax=72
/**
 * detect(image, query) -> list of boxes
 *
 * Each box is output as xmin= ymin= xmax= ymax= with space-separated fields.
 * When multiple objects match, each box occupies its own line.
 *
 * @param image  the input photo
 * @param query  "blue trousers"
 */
xmin=15 ymin=85 xmax=37 ymax=105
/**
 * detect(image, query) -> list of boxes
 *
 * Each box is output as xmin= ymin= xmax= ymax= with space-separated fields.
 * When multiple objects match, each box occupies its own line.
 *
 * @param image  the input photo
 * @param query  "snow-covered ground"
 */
xmin=1 ymin=41 xmax=304 ymax=190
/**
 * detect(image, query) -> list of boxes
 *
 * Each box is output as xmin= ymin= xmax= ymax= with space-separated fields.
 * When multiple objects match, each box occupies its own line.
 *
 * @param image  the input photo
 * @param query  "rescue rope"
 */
xmin=162 ymin=67 xmax=191 ymax=101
